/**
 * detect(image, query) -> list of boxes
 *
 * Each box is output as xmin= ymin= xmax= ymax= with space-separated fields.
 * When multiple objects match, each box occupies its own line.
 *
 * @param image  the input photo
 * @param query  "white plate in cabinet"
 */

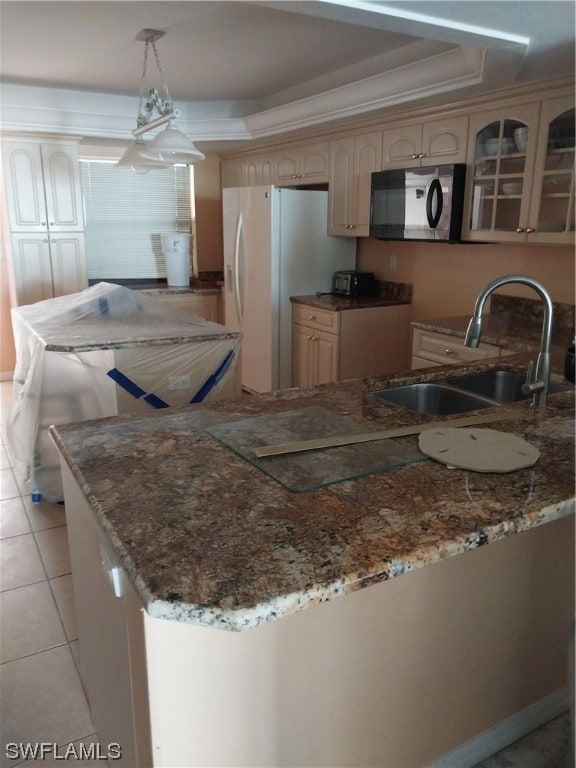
xmin=462 ymin=97 xmax=576 ymax=245
xmin=411 ymin=327 xmax=502 ymax=369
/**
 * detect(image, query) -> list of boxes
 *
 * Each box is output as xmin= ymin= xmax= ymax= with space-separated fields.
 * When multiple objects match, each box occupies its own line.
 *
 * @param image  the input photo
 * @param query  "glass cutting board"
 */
xmin=206 ymin=406 xmax=426 ymax=492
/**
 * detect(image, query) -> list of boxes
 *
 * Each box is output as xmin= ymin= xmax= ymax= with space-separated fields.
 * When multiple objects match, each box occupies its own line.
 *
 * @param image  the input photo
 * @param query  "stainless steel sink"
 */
xmin=371 ymin=382 xmax=495 ymax=415
xmin=447 ymin=370 xmax=573 ymax=403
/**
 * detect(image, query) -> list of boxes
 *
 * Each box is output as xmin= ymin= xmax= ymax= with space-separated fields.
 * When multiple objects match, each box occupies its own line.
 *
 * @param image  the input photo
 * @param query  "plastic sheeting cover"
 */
xmin=7 ymin=282 xmax=241 ymax=501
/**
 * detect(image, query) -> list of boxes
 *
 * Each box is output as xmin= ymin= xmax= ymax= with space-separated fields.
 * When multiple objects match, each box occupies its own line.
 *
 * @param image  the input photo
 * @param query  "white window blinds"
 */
xmin=79 ymin=160 xmax=191 ymax=280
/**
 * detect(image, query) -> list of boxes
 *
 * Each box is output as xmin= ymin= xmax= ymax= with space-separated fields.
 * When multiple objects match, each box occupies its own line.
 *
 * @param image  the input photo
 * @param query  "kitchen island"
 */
xmin=50 ymin=358 xmax=575 ymax=767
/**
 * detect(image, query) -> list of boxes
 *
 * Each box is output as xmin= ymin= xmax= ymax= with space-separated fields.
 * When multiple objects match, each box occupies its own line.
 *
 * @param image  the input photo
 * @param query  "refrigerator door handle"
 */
xmin=233 ymin=211 xmax=243 ymax=320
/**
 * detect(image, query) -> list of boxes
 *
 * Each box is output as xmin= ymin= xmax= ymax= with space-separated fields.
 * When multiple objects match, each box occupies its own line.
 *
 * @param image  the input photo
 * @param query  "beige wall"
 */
xmin=357 ymin=238 xmax=575 ymax=321
xmin=193 ymin=153 xmax=224 ymax=274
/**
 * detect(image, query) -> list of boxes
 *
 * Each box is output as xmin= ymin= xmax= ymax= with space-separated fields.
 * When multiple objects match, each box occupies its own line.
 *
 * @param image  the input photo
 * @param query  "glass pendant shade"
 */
xmin=140 ymin=126 xmax=205 ymax=164
xmin=116 ymin=32 xmax=204 ymax=172
xmin=116 ymin=138 xmax=168 ymax=173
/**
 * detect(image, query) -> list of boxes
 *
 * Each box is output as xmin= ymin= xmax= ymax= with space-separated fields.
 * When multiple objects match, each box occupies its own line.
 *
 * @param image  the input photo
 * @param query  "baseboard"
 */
xmin=425 ymin=687 xmax=570 ymax=768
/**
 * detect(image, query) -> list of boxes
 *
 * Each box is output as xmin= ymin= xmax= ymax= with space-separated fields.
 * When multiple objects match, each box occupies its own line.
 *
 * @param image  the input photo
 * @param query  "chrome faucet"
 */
xmin=465 ymin=274 xmax=553 ymax=408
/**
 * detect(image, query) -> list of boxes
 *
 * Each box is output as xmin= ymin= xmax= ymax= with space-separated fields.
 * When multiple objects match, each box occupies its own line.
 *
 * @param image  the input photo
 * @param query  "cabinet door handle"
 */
xmin=49 ymin=221 xmax=55 ymax=226
xmin=418 ymin=153 xmax=427 ymax=159
xmin=445 ymin=348 xmax=454 ymax=355
xmin=41 ymin=221 xmax=47 ymax=226
xmin=525 ymin=227 xmax=535 ymax=233
xmin=411 ymin=154 xmax=420 ymax=160
xmin=43 ymin=238 xmax=48 ymax=243
xmin=308 ymin=314 xmax=316 ymax=320
xmin=516 ymin=227 xmax=525 ymax=233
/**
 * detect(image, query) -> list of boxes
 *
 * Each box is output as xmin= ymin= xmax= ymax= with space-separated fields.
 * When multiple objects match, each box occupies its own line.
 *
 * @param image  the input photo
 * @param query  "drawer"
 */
xmin=292 ymin=303 xmax=340 ymax=333
xmin=412 ymin=327 xmax=501 ymax=365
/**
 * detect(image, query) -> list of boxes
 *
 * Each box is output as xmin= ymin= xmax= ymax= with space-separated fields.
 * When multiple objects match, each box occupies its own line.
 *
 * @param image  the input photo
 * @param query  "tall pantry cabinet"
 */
xmin=2 ymin=138 xmax=88 ymax=306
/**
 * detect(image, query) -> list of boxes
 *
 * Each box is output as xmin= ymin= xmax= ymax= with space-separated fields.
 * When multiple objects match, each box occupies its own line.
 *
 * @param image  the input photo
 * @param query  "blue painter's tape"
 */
xmin=143 ymin=393 xmax=170 ymax=409
xmin=107 ymin=368 xmax=146 ymax=399
xmin=190 ymin=350 xmax=235 ymax=403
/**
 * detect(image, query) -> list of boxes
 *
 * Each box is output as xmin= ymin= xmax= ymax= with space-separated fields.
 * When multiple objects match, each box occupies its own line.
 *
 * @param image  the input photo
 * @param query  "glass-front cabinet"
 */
xmin=528 ymin=98 xmax=574 ymax=243
xmin=463 ymin=98 xmax=574 ymax=243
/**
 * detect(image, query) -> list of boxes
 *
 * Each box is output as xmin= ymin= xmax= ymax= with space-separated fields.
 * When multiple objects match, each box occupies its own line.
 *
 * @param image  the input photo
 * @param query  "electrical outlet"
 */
xmin=168 ymin=375 xmax=191 ymax=390
xmin=389 ymin=253 xmax=398 ymax=271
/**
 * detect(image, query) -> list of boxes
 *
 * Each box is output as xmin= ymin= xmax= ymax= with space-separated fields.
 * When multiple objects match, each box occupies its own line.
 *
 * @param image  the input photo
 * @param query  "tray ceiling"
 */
xmin=1 ymin=1 xmax=574 ymax=146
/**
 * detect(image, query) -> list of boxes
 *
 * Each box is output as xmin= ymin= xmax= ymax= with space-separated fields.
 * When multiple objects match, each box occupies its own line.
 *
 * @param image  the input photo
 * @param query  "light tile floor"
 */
xmin=0 ymin=379 xmax=573 ymax=768
xmin=0 ymin=381 xmax=101 ymax=767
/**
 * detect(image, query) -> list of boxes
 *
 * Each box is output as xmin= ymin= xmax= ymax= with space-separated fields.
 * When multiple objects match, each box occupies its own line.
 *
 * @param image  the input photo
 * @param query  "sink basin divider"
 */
xmin=252 ymin=409 xmax=527 ymax=458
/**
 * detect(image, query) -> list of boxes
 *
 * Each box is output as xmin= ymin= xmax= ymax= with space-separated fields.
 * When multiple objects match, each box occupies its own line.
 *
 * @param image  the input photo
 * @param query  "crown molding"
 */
xmin=0 ymin=44 xmax=485 ymax=143
xmin=245 ymin=45 xmax=485 ymax=138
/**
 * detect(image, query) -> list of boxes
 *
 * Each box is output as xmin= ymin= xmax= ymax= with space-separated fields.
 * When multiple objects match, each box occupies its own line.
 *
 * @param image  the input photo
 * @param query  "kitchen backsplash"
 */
xmin=490 ymin=294 xmax=575 ymax=346
xmin=376 ymin=280 xmax=413 ymax=303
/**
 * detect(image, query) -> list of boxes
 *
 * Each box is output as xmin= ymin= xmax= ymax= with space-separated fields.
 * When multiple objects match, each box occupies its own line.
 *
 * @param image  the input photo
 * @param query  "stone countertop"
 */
xmin=14 ymin=282 xmax=237 ymax=354
xmin=412 ymin=314 xmax=554 ymax=353
xmin=137 ymin=283 xmax=221 ymax=296
xmin=50 ymin=358 xmax=575 ymax=632
xmin=291 ymin=294 xmax=410 ymax=311
xmin=291 ymin=279 xmax=412 ymax=311
xmin=412 ymin=294 xmax=575 ymax=353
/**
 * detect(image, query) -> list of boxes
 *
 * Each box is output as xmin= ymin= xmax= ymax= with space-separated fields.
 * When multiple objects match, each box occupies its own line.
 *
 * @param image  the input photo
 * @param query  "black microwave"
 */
xmin=369 ymin=163 xmax=466 ymax=242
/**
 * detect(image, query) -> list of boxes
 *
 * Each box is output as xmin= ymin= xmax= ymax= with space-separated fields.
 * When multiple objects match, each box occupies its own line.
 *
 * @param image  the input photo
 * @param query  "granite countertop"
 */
xmin=291 ymin=280 xmax=412 ymax=311
xmin=14 ymin=282 xmax=237 ymax=353
xmin=50 ymin=357 xmax=575 ymax=633
xmin=291 ymin=294 xmax=410 ymax=311
xmin=412 ymin=294 xmax=575 ymax=354
xmin=138 ymin=283 xmax=222 ymax=296
xmin=105 ymin=273 xmax=224 ymax=295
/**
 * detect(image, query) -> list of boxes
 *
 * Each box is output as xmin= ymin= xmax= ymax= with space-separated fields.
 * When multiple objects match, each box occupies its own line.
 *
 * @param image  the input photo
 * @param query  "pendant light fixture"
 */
xmin=117 ymin=29 xmax=204 ymax=172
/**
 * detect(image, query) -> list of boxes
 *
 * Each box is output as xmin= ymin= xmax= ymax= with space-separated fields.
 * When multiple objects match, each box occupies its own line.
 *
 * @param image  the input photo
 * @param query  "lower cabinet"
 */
xmin=61 ymin=462 xmax=152 ymax=767
xmin=411 ymin=326 xmax=506 ymax=369
xmin=144 ymin=292 xmax=221 ymax=323
xmin=292 ymin=302 xmax=411 ymax=387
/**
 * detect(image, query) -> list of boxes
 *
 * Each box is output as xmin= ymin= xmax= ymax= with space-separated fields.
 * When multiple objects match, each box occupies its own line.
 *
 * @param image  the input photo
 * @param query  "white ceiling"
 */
xmin=1 ymin=1 xmax=574 ymax=149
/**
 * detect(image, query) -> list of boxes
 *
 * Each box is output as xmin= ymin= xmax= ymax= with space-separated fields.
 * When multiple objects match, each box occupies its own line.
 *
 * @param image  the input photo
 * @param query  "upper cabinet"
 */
xmin=274 ymin=141 xmax=329 ymax=185
xmin=462 ymin=97 xmax=574 ymax=244
xmin=3 ymin=141 xmax=84 ymax=232
xmin=528 ymin=97 xmax=575 ymax=244
xmin=219 ymin=82 xmax=574 ymax=246
xmin=381 ymin=116 xmax=469 ymax=169
xmin=221 ymin=153 xmax=274 ymax=188
xmin=328 ymin=131 xmax=382 ymax=236
xmin=2 ymin=138 xmax=88 ymax=306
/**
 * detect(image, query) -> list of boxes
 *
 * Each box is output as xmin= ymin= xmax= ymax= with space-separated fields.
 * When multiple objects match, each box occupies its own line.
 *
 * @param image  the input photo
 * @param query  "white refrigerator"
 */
xmin=223 ymin=186 xmax=356 ymax=393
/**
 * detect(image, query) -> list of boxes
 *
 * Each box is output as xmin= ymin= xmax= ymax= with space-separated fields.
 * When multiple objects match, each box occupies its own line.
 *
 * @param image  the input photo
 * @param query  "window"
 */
xmin=79 ymin=154 xmax=192 ymax=280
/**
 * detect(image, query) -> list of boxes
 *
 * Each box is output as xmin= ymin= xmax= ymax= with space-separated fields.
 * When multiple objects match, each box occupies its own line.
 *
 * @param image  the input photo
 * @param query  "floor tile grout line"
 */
xmin=0 ymin=638 xmax=72 ymax=666
xmin=47 ymin=571 xmax=77 ymax=644
xmin=1 ymin=444 xmax=89 ymax=701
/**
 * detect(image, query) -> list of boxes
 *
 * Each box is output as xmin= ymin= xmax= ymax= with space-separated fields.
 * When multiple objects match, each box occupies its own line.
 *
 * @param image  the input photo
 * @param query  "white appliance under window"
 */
xmin=222 ymin=186 xmax=356 ymax=393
